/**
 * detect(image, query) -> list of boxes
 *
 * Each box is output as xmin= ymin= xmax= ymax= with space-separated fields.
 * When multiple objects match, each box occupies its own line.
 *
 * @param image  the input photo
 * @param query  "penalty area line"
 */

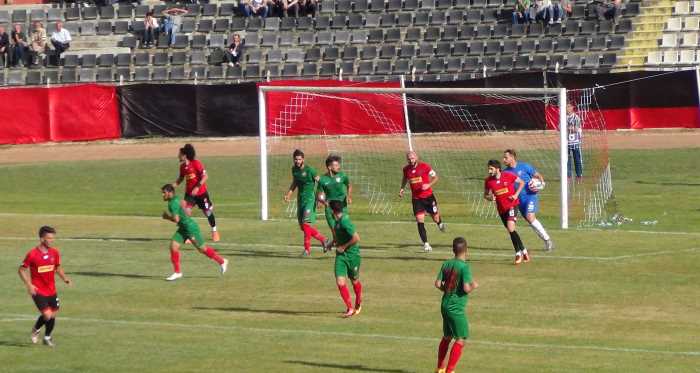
xmin=0 ymin=314 xmax=698 ymax=357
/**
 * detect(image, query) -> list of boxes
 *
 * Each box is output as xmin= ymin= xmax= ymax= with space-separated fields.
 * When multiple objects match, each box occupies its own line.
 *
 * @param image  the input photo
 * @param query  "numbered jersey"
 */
xmin=21 ymin=247 xmax=61 ymax=296
xmin=484 ymin=172 xmax=519 ymax=214
xmin=403 ymin=162 xmax=436 ymax=199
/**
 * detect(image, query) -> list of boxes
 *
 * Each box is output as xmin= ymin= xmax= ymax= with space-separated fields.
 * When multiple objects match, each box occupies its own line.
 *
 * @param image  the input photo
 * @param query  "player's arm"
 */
xmin=399 ymin=175 xmax=408 ymax=197
xmin=483 ymin=184 xmax=494 ymax=201
xmin=284 ymin=180 xmax=297 ymax=202
xmin=336 ymin=232 xmax=359 ymax=253
xmin=511 ymin=177 xmax=525 ymax=200
xmin=463 ymin=279 xmax=479 ymax=294
xmin=56 ymin=264 xmax=72 ymax=286
xmin=162 ymin=209 xmax=180 ymax=223
xmin=18 ymin=265 xmax=36 ymax=295
xmin=346 ymin=177 xmax=353 ymax=204
xmin=424 ymin=169 xmax=438 ymax=190
xmin=173 ymin=175 xmax=184 ymax=187
xmin=434 ymin=279 xmax=445 ymax=291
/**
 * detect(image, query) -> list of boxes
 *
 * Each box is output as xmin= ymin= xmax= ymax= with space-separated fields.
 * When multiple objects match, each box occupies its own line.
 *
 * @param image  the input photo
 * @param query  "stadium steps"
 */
xmin=616 ymin=0 xmax=675 ymax=68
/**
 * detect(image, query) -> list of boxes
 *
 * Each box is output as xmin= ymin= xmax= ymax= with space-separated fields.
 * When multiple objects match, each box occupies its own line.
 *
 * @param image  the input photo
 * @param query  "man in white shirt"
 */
xmin=50 ymin=21 xmax=71 ymax=57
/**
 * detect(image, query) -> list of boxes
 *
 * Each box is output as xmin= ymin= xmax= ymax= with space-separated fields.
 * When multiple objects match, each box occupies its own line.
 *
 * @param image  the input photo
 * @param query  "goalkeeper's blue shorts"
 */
xmin=518 ymin=193 xmax=539 ymax=216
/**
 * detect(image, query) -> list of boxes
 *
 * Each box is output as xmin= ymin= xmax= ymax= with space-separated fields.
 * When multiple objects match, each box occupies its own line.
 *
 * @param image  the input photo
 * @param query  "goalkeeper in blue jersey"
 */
xmin=503 ymin=149 xmax=554 ymax=252
xmin=567 ymin=103 xmax=584 ymax=183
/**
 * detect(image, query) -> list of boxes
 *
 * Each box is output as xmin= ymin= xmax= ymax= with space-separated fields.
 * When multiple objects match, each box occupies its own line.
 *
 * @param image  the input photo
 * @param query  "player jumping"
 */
xmin=435 ymin=236 xmax=478 ymax=373
xmin=173 ymin=144 xmax=220 ymax=242
xmin=329 ymin=200 xmax=363 ymax=318
xmin=484 ymin=159 xmax=530 ymax=265
xmin=317 ymin=154 xmax=352 ymax=239
xmin=284 ymin=149 xmax=332 ymax=256
xmin=503 ymin=149 xmax=554 ymax=252
xmin=399 ymin=151 xmax=445 ymax=252
xmin=161 ymin=184 xmax=228 ymax=281
xmin=18 ymin=226 xmax=72 ymax=347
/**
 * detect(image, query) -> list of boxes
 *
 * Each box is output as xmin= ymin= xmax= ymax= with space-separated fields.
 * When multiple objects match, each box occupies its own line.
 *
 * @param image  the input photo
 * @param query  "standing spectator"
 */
xmin=29 ymin=21 xmax=47 ymax=66
xmin=224 ymin=33 xmax=244 ymax=67
xmin=142 ymin=11 xmax=159 ymax=48
xmin=566 ymin=103 xmax=583 ymax=182
xmin=10 ymin=23 xmax=27 ymax=67
xmin=302 ymin=0 xmax=318 ymax=17
xmin=162 ymin=7 xmax=188 ymax=46
xmin=0 ymin=26 xmax=9 ymax=67
xmin=50 ymin=21 xmax=71 ymax=59
xmin=512 ymin=0 xmax=531 ymax=24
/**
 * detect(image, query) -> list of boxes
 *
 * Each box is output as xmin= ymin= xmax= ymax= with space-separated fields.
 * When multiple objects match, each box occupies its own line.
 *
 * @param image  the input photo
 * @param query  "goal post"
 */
xmin=258 ymin=85 xmax=608 ymax=229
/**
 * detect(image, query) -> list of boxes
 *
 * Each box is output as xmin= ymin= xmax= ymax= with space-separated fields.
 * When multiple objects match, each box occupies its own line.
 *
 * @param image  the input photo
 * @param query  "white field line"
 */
xmin=0 ymin=236 xmax=697 ymax=262
xmin=1 ymin=314 xmax=698 ymax=357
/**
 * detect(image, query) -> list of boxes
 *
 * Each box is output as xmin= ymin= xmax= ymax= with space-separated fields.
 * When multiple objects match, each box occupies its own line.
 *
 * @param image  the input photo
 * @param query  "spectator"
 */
xmin=301 ymin=0 xmax=318 ymax=17
xmin=512 ymin=0 xmax=531 ymax=24
xmin=532 ymin=0 xmax=554 ymax=24
xmin=0 ymin=26 xmax=9 ymax=68
xmin=142 ymin=11 xmax=159 ymax=48
xmin=50 ymin=21 xmax=71 ymax=59
xmin=267 ymin=0 xmax=285 ymax=17
xmin=550 ymin=0 xmax=566 ymax=23
xmin=286 ymin=0 xmax=301 ymax=17
xmin=224 ymin=33 xmax=244 ymax=67
xmin=10 ymin=23 xmax=27 ymax=67
xmin=560 ymin=0 xmax=574 ymax=19
xmin=241 ymin=0 xmax=269 ymax=17
xmin=590 ymin=0 xmax=620 ymax=21
xmin=162 ymin=7 xmax=188 ymax=46
xmin=29 ymin=21 xmax=47 ymax=66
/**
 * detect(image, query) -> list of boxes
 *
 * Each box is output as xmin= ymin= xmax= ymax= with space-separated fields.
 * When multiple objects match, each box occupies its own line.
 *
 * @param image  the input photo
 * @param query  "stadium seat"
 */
xmin=202 ymin=4 xmax=218 ymax=17
xmin=287 ymin=49 xmax=306 ymax=63
xmin=361 ymin=45 xmax=377 ymax=59
xmin=565 ymin=54 xmax=582 ymax=69
xmin=358 ymin=60 xmax=374 ymax=75
xmin=400 ymin=44 xmax=416 ymax=58
xmin=245 ymin=65 xmax=261 ymax=79
xmin=600 ymin=52 xmax=617 ymax=66
xmin=365 ymin=13 xmax=381 ymax=27
xmin=405 ymin=28 xmax=421 ymax=42
xmin=583 ymin=54 xmax=600 ymax=69
xmin=335 ymin=30 xmax=351 ymax=45
xmin=282 ymin=64 xmax=299 ymax=77
xmin=121 ymin=36 xmax=137 ymax=49
xmin=26 ymin=70 xmax=42 ymax=85
xmin=436 ymin=42 xmax=451 ymax=56
xmin=47 ymin=8 xmax=63 ymax=22
xmin=381 ymin=13 xmax=396 ymax=27
xmin=247 ymin=50 xmax=263 ymax=64
xmin=424 ymin=27 xmax=440 ymax=41
xmin=351 ymin=30 xmax=369 ymax=44
xmin=404 ymin=0 xmax=419 ymax=10
xmin=413 ymin=11 xmax=429 ymax=26
xmin=342 ymin=46 xmax=359 ymax=60
xmin=231 ymin=17 xmax=247 ymax=31
xmin=219 ymin=3 xmax=235 ymax=16
xmin=100 ymin=6 xmax=115 ymax=19
xmin=376 ymin=59 xmax=391 ymax=74
xmin=30 ymin=8 xmax=45 ymax=22
xmin=63 ymin=54 xmax=79 ymax=68
xmin=81 ymin=54 xmax=97 ymax=68
xmin=210 ymin=34 xmax=227 ymax=48
xmin=393 ymin=59 xmax=411 ymax=74
xmin=431 ymin=11 xmax=447 ymax=26
xmin=429 ymin=57 xmax=445 ymax=73
xmin=302 ymin=62 xmax=318 ymax=76
xmin=208 ymin=66 xmax=224 ymax=79
xmin=281 ymin=17 xmax=296 ymax=30
xmin=332 ymin=15 xmax=347 ymax=29
xmin=397 ymin=12 xmax=412 ymax=27
xmin=98 ymin=54 xmax=114 ymax=67
xmin=380 ymin=44 xmax=396 ymax=59
xmin=514 ymin=55 xmax=530 ymax=70
xmin=133 ymin=67 xmax=150 ymax=81
xmin=171 ymin=66 xmax=186 ymax=80
xmin=280 ymin=33 xmax=297 ymax=46
xmin=44 ymin=70 xmax=60 ymax=84
xmin=116 ymin=53 xmax=131 ymax=67
xmin=453 ymin=42 xmax=468 ymax=55
xmin=171 ymin=52 xmax=187 ymax=65
xmin=265 ymin=17 xmax=280 ymax=31
xmin=153 ymin=52 xmax=169 ymax=66
xmin=62 ymin=69 xmax=78 ymax=83
xmin=173 ymin=35 xmax=189 ymax=49
xmin=114 ymin=21 xmax=129 ymax=35
xmin=368 ymin=29 xmax=383 ymax=43
xmin=532 ymin=55 xmax=547 ymax=70
xmin=191 ymin=50 xmax=207 ymax=65
xmin=446 ymin=57 xmax=462 ymax=72
xmin=317 ymin=31 xmax=333 ymax=45
xmin=133 ymin=53 xmax=150 ymax=66
xmin=227 ymin=65 xmax=243 ymax=79
xmin=81 ymin=22 xmax=97 ymax=36
xmin=572 ymin=37 xmax=589 ymax=52
xmin=305 ymin=47 xmax=321 ymax=61
xmin=65 ymin=7 xmax=80 ymax=21
xmin=418 ymin=42 xmax=434 ymax=57
xmin=97 ymin=21 xmax=112 ymax=36
xmin=152 ymin=67 xmax=168 ymax=80
xmin=443 ymin=25 xmax=459 ymax=40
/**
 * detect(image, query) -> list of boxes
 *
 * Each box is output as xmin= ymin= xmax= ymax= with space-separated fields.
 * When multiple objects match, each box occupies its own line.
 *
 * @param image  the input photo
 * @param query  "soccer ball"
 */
xmin=529 ymin=179 xmax=545 ymax=192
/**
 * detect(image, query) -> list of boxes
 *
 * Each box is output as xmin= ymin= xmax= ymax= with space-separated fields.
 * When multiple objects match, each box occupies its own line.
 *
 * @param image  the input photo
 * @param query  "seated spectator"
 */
xmin=142 ymin=11 xmax=159 ymax=48
xmin=532 ymin=0 xmax=554 ymax=24
xmin=267 ymin=0 xmax=285 ymax=17
xmin=0 ymin=26 xmax=9 ymax=67
xmin=162 ymin=7 xmax=188 ymax=46
xmin=29 ymin=21 xmax=47 ymax=66
xmin=512 ymin=0 xmax=531 ymax=24
xmin=50 ymin=21 xmax=71 ymax=59
xmin=241 ymin=0 xmax=269 ymax=17
xmin=550 ymin=0 xmax=567 ymax=23
xmin=301 ymin=0 xmax=318 ymax=17
xmin=286 ymin=0 xmax=301 ymax=17
xmin=224 ymin=33 xmax=244 ymax=67
xmin=560 ymin=0 xmax=574 ymax=20
xmin=10 ymin=23 xmax=27 ymax=67
xmin=590 ymin=0 xmax=620 ymax=21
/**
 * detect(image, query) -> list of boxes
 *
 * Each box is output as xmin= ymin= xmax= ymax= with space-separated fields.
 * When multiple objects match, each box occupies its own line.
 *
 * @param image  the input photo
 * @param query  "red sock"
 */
xmin=352 ymin=281 xmax=362 ymax=308
xmin=337 ymin=284 xmax=353 ymax=310
xmin=446 ymin=342 xmax=464 ymax=372
xmin=437 ymin=337 xmax=451 ymax=370
xmin=203 ymin=247 xmax=224 ymax=265
xmin=170 ymin=250 xmax=181 ymax=273
xmin=303 ymin=231 xmax=312 ymax=253
xmin=303 ymin=224 xmax=326 ymax=243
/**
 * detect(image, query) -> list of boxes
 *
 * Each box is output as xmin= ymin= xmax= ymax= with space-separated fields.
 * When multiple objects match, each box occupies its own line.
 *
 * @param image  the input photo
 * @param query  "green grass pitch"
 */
xmin=0 ymin=147 xmax=698 ymax=372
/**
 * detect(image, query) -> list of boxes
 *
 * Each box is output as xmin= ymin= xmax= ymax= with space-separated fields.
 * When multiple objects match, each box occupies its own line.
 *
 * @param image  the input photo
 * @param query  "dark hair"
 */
xmin=329 ymin=200 xmax=344 ymax=213
xmin=452 ymin=237 xmax=467 ymax=255
xmin=487 ymin=159 xmax=501 ymax=169
xmin=179 ymin=144 xmax=196 ymax=161
xmin=161 ymin=184 xmax=175 ymax=193
xmin=325 ymin=154 xmax=341 ymax=167
xmin=293 ymin=149 xmax=305 ymax=158
xmin=39 ymin=226 xmax=56 ymax=238
xmin=504 ymin=149 xmax=517 ymax=158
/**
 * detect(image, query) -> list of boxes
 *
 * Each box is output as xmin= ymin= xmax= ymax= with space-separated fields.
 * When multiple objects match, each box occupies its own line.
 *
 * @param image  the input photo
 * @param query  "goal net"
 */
xmin=258 ymin=85 xmax=614 ymax=228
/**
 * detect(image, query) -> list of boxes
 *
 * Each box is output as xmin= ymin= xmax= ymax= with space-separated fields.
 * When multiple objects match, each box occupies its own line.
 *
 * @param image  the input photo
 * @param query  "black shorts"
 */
xmin=32 ymin=294 xmax=60 ymax=312
xmin=185 ymin=191 xmax=214 ymax=212
xmin=499 ymin=207 xmax=518 ymax=227
xmin=412 ymin=195 xmax=439 ymax=216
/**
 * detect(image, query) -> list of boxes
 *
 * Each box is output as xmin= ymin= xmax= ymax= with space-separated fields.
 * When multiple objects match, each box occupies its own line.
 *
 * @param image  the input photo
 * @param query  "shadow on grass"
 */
xmin=65 ymin=236 xmax=163 ymax=242
xmin=285 ymin=360 xmax=414 ymax=373
xmin=192 ymin=306 xmax=334 ymax=316
xmin=220 ymin=249 xmax=328 ymax=261
xmin=635 ymin=180 xmax=700 ymax=187
xmin=69 ymin=271 xmax=163 ymax=280
xmin=0 ymin=340 xmax=30 ymax=348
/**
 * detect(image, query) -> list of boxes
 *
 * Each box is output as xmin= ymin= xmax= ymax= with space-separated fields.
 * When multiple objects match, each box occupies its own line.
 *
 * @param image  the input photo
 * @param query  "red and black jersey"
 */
xmin=403 ymin=162 xmax=436 ymax=199
xmin=21 ymin=247 xmax=61 ymax=297
xmin=179 ymin=159 xmax=207 ymax=196
xmin=484 ymin=172 xmax=519 ymax=214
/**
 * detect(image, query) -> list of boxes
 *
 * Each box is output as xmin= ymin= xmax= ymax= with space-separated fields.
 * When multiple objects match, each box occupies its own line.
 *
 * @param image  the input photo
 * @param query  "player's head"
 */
xmin=292 ymin=149 xmax=305 ymax=167
xmin=406 ymin=151 xmax=418 ymax=166
xmin=179 ymin=144 xmax=196 ymax=162
xmin=329 ymin=200 xmax=344 ymax=214
xmin=325 ymin=154 xmax=342 ymax=173
xmin=161 ymin=184 xmax=175 ymax=200
xmin=487 ymin=159 xmax=501 ymax=177
xmin=567 ymin=102 xmax=575 ymax=114
xmin=39 ymin=226 xmax=56 ymax=247
xmin=503 ymin=149 xmax=517 ymax=167
xmin=452 ymin=236 xmax=468 ymax=257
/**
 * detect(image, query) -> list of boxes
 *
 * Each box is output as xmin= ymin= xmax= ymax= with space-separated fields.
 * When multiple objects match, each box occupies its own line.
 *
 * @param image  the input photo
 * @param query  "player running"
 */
xmin=435 ymin=237 xmax=478 ymax=373
xmin=502 ymin=149 xmax=554 ymax=252
xmin=161 ymin=184 xmax=228 ymax=281
xmin=329 ymin=200 xmax=363 ymax=318
xmin=284 ymin=149 xmax=332 ymax=256
xmin=173 ymin=144 xmax=220 ymax=242
xmin=484 ymin=159 xmax=530 ymax=265
xmin=399 ymin=151 xmax=445 ymax=252
xmin=317 ymin=154 xmax=352 ymax=237
xmin=18 ymin=226 xmax=72 ymax=347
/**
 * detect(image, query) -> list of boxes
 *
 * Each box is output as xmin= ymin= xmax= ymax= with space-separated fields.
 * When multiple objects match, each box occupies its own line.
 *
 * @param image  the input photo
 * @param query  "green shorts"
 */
xmin=297 ymin=198 xmax=316 ymax=225
xmin=334 ymin=252 xmax=361 ymax=280
xmin=441 ymin=307 xmax=469 ymax=339
xmin=172 ymin=225 xmax=205 ymax=247
xmin=324 ymin=203 xmax=348 ymax=229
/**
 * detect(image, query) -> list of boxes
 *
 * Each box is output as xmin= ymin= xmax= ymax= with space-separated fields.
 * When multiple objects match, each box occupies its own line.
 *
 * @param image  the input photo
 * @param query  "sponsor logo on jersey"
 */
xmin=494 ymin=187 xmax=510 ymax=196
xmin=37 ymin=265 xmax=55 ymax=273
xmin=335 ymin=177 xmax=341 ymax=183
xmin=409 ymin=176 xmax=423 ymax=184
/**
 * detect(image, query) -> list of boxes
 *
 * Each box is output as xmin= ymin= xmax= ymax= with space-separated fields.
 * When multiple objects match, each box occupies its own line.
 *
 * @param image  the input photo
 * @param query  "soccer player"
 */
xmin=502 ymin=149 xmax=554 ymax=252
xmin=161 ymin=184 xmax=228 ymax=281
xmin=284 ymin=149 xmax=331 ymax=256
xmin=435 ymin=237 xmax=478 ymax=373
xmin=317 ymin=154 xmax=352 ymax=237
xmin=18 ymin=226 xmax=72 ymax=347
xmin=399 ymin=151 xmax=445 ymax=252
xmin=567 ymin=102 xmax=584 ymax=183
xmin=484 ymin=159 xmax=530 ymax=265
xmin=173 ymin=144 xmax=220 ymax=242
xmin=329 ymin=200 xmax=362 ymax=318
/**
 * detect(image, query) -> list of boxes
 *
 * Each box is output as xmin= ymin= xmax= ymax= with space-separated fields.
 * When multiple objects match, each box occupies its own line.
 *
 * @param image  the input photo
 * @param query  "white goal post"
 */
xmin=258 ymin=86 xmax=570 ymax=229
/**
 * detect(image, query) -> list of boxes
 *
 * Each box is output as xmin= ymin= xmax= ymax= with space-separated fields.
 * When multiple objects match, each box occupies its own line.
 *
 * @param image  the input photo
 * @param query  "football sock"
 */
xmin=33 ymin=315 xmax=46 ymax=331
xmin=44 ymin=318 xmax=55 ymax=337
xmin=207 ymin=214 xmax=217 ymax=229
xmin=509 ymin=231 xmax=525 ymax=253
xmin=437 ymin=337 xmax=451 ymax=369
xmin=417 ymin=223 xmax=428 ymax=243
xmin=529 ymin=219 xmax=550 ymax=241
xmin=303 ymin=224 xmax=326 ymax=243
xmin=337 ymin=284 xmax=353 ymax=310
xmin=446 ymin=341 xmax=464 ymax=372
xmin=203 ymin=247 xmax=225 ymax=265
xmin=352 ymin=281 xmax=362 ymax=307
xmin=170 ymin=250 xmax=181 ymax=273
xmin=303 ymin=232 xmax=312 ymax=253
xmin=436 ymin=217 xmax=443 ymax=226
